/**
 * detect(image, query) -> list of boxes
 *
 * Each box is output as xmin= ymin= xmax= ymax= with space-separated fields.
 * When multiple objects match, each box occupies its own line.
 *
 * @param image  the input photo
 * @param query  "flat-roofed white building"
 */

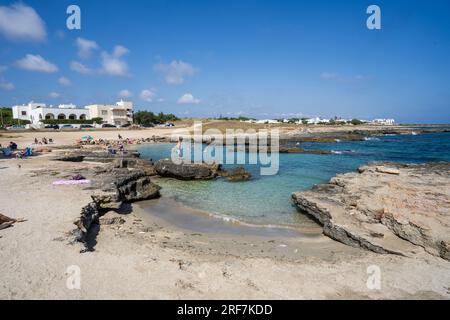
xmin=371 ymin=118 xmax=395 ymax=125
xmin=86 ymin=100 xmax=133 ymax=126
xmin=12 ymin=102 xmax=90 ymax=125
xmin=12 ymin=102 xmax=46 ymax=122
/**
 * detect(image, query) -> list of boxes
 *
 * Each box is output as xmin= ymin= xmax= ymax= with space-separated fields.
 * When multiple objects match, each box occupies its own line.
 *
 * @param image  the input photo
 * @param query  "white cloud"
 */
xmin=119 ymin=89 xmax=133 ymax=98
xmin=70 ymin=61 xmax=94 ymax=75
xmin=16 ymin=54 xmax=58 ymax=73
xmin=157 ymin=98 xmax=165 ymax=102
xmin=153 ymin=60 xmax=197 ymax=85
xmin=58 ymin=76 xmax=71 ymax=86
xmin=49 ymin=92 xmax=60 ymax=98
xmin=320 ymin=72 xmax=338 ymax=80
xmin=100 ymin=45 xmax=130 ymax=76
xmin=0 ymin=3 xmax=46 ymax=42
xmin=0 ymin=79 xmax=14 ymax=90
xmin=140 ymin=89 xmax=156 ymax=102
xmin=76 ymin=37 xmax=99 ymax=59
xmin=177 ymin=93 xmax=200 ymax=104
xmin=0 ymin=65 xmax=8 ymax=73
xmin=112 ymin=45 xmax=129 ymax=58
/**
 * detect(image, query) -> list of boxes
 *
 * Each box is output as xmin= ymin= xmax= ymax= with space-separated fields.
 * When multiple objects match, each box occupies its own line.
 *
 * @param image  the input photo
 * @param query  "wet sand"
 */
xmin=137 ymin=197 xmax=322 ymax=238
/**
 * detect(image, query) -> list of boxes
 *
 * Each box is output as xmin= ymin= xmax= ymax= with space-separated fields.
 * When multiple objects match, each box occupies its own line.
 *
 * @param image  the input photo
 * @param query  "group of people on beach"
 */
xmin=0 ymin=141 xmax=32 ymax=159
xmin=76 ymin=134 xmax=161 ymax=155
xmin=33 ymin=137 xmax=52 ymax=145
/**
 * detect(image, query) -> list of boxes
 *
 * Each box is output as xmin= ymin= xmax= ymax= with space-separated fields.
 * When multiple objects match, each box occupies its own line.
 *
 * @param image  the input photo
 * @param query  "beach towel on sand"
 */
xmin=52 ymin=179 xmax=91 ymax=186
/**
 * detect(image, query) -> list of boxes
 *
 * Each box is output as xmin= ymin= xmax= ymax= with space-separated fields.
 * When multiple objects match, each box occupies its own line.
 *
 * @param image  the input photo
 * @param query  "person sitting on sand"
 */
xmin=118 ymin=134 xmax=123 ymax=140
xmin=1 ymin=147 xmax=12 ymax=157
xmin=9 ymin=141 xmax=18 ymax=150
xmin=15 ymin=151 xmax=24 ymax=159
xmin=107 ymin=144 xmax=116 ymax=155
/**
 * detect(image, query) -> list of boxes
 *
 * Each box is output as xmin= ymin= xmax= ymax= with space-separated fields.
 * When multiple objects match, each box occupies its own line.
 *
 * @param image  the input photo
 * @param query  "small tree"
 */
xmin=91 ymin=117 xmax=103 ymax=124
xmin=351 ymin=118 xmax=363 ymax=125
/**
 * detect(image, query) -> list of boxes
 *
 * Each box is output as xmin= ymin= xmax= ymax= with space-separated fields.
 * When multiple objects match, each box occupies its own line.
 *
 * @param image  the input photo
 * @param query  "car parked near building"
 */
xmin=44 ymin=124 xmax=59 ymax=130
xmin=60 ymin=124 xmax=74 ymax=129
xmin=102 ymin=123 xmax=117 ymax=128
xmin=6 ymin=125 xmax=26 ymax=130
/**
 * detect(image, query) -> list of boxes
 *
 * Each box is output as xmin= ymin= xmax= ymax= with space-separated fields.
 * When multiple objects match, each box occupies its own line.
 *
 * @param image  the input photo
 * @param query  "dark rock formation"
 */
xmin=219 ymin=166 xmax=252 ymax=182
xmin=154 ymin=159 xmax=221 ymax=180
xmin=73 ymin=202 xmax=100 ymax=243
xmin=279 ymin=147 xmax=331 ymax=155
xmin=91 ymin=169 xmax=161 ymax=209
xmin=73 ymin=168 xmax=160 ymax=246
xmin=54 ymin=155 xmax=85 ymax=162
xmin=54 ymin=150 xmax=140 ymax=163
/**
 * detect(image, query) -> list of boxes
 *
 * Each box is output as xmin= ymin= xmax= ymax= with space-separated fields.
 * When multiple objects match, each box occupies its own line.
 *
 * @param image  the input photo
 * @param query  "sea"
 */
xmin=137 ymin=131 xmax=450 ymax=228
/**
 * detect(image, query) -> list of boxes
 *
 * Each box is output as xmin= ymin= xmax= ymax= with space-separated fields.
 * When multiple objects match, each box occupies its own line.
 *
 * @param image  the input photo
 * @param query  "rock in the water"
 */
xmin=292 ymin=162 xmax=450 ymax=261
xmin=279 ymin=147 xmax=331 ymax=155
xmin=219 ymin=166 xmax=252 ymax=181
xmin=154 ymin=159 xmax=220 ymax=180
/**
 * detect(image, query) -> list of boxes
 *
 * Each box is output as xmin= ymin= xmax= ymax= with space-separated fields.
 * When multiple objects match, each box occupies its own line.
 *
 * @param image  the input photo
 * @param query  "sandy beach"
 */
xmin=1 ymin=126 xmax=450 ymax=299
xmin=0 ymin=121 xmax=432 ymax=149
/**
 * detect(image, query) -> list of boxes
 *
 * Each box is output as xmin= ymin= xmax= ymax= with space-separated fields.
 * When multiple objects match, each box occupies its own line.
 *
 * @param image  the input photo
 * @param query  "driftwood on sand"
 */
xmin=0 ymin=213 xmax=26 ymax=230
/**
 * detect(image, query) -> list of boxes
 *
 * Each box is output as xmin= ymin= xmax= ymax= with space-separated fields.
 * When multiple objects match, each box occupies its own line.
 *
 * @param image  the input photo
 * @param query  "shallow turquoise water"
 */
xmin=138 ymin=132 xmax=450 ymax=227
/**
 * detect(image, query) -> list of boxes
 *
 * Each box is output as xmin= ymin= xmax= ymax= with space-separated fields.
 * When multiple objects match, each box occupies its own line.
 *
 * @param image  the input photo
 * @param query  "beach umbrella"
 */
xmin=81 ymin=135 xmax=94 ymax=141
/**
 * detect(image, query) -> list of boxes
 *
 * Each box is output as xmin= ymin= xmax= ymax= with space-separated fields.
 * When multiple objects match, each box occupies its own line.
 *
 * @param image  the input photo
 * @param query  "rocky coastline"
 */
xmin=292 ymin=162 xmax=450 ymax=261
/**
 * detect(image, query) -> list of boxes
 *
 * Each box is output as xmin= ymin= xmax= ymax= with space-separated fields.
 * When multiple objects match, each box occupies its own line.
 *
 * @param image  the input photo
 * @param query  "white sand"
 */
xmin=1 ymin=132 xmax=450 ymax=299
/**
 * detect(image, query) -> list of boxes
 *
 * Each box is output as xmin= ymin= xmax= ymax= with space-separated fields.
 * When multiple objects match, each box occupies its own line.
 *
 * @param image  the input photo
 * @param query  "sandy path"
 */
xmin=1 ymin=153 xmax=450 ymax=299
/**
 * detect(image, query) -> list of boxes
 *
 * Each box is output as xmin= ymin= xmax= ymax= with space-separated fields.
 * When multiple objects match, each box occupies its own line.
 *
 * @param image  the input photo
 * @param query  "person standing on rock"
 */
xmin=172 ymin=137 xmax=184 ymax=161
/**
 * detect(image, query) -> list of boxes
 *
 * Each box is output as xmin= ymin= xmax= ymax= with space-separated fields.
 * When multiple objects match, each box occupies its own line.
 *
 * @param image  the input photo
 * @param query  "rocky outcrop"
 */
xmin=73 ymin=202 xmax=100 ymax=235
xmin=292 ymin=162 xmax=450 ymax=261
xmin=54 ymin=150 xmax=140 ymax=163
xmin=154 ymin=159 xmax=221 ymax=180
xmin=279 ymin=147 xmax=331 ymax=155
xmin=91 ymin=169 xmax=161 ymax=209
xmin=73 ymin=168 xmax=160 ymax=245
xmin=219 ymin=166 xmax=252 ymax=182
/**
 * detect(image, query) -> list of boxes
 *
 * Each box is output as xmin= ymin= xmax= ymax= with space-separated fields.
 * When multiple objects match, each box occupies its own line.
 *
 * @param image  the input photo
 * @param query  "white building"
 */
xmin=371 ymin=118 xmax=395 ymax=125
xmin=305 ymin=117 xmax=330 ymax=124
xmin=12 ymin=100 xmax=133 ymax=126
xmin=12 ymin=102 xmax=90 ymax=125
xmin=255 ymin=119 xmax=280 ymax=124
xmin=86 ymin=100 xmax=133 ymax=126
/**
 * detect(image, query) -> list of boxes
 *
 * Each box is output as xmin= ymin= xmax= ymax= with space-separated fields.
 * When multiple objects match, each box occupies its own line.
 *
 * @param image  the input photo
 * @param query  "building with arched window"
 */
xmin=12 ymin=103 xmax=91 ymax=125
xmin=12 ymin=100 xmax=133 ymax=126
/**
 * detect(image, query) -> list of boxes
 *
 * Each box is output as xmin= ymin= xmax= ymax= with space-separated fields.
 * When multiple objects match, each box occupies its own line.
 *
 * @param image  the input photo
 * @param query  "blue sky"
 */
xmin=1 ymin=0 xmax=450 ymax=123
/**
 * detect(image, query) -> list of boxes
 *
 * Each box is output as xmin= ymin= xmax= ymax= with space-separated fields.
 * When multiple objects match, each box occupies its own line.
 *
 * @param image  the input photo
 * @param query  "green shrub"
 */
xmin=42 ymin=119 xmax=95 ymax=125
xmin=350 ymin=118 xmax=363 ymax=125
xmin=0 ymin=107 xmax=31 ymax=126
xmin=134 ymin=111 xmax=179 ymax=125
